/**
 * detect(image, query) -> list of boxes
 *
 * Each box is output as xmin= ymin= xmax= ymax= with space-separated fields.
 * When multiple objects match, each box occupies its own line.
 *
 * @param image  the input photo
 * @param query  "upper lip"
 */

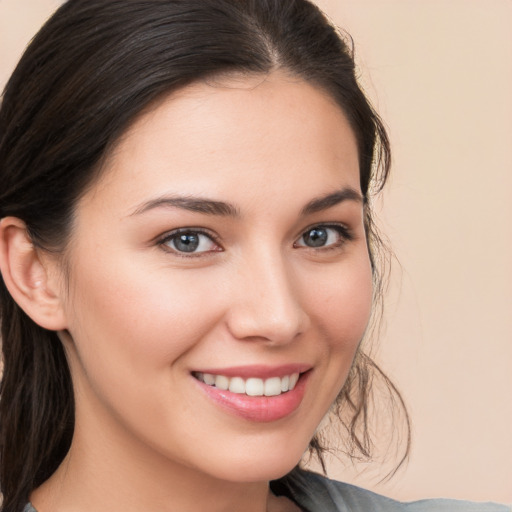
xmin=191 ymin=364 xmax=312 ymax=379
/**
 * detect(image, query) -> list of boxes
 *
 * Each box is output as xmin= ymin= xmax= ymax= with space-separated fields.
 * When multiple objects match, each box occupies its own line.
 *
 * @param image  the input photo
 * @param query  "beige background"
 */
xmin=1 ymin=0 xmax=511 ymax=504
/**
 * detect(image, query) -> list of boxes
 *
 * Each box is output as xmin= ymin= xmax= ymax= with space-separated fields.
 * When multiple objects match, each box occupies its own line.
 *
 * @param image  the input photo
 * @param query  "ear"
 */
xmin=0 ymin=217 xmax=67 ymax=331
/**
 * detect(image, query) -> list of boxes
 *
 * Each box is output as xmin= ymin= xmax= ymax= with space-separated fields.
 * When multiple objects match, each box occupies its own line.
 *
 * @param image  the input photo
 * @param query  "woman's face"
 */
xmin=58 ymin=72 xmax=373 ymax=483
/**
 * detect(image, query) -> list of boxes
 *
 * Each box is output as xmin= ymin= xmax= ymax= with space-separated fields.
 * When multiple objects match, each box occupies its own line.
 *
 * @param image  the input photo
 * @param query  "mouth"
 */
xmin=193 ymin=372 xmax=300 ymax=397
xmin=191 ymin=367 xmax=311 ymax=422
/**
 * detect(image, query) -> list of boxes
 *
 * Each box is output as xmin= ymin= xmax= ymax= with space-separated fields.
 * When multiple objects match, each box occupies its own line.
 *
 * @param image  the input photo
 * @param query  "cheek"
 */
xmin=307 ymin=256 xmax=374 ymax=353
xmin=292 ymin=254 xmax=373 ymax=435
xmin=64 ymin=254 xmax=224 ymax=378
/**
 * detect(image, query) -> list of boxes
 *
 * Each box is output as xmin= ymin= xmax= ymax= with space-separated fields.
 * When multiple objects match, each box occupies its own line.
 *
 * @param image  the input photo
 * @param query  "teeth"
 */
xmin=229 ymin=377 xmax=245 ymax=394
xmin=214 ymin=375 xmax=229 ymax=390
xmin=264 ymin=377 xmax=282 ymax=396
xmin=197 ymin=372 xmax=301 ymax=397
xmin=203 ymin=373 xmax=216 ymax=386
xmin=289 ymin=373 xmax=299 ymax=390
xmin=245 ymin=378 xmax=264 ymax=396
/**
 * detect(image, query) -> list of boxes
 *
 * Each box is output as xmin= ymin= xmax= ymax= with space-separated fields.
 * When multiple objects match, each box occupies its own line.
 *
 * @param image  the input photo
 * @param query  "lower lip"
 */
xmin=195 ymin=372 xmax=310 ymax=423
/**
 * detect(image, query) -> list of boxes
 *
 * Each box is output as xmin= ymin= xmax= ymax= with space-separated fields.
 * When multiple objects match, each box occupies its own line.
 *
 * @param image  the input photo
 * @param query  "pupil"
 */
xmin=305 ymin=228 xmax=327 ymax=247
xmin=175 ymin=233 xmax=199 ymax=252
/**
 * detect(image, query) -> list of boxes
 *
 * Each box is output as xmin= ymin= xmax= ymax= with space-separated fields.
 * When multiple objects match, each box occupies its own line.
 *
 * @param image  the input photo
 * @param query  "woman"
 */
xmin=0 ymin=1 xmax=508 ymax=511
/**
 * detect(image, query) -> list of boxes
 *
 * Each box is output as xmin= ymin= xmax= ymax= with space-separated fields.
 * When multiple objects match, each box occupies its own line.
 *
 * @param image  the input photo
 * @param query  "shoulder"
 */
xmin=272 ymin=468 xmax=511 ymax=512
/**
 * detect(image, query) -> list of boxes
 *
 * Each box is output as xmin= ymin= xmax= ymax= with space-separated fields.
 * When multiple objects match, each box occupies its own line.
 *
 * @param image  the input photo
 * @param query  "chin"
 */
xmin=192 ymin=433 xmax=312 ymax=484
xmin=212 ymin=459 xmax=300 ymax=484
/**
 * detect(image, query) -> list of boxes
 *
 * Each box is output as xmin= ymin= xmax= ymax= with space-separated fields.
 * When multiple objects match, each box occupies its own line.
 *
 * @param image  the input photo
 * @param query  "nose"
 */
xmin=225 ymin=252 xmax=310 ymax=345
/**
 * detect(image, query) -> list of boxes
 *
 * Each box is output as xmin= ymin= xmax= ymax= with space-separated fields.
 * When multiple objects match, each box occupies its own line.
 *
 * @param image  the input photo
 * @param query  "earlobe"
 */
xmin=0 ymin=217 xmax=68 ymax=331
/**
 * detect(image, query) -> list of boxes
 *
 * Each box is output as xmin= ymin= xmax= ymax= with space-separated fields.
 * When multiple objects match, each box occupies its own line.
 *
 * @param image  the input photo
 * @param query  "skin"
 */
xmin=23 ymin=72 xmax=373 ymax=512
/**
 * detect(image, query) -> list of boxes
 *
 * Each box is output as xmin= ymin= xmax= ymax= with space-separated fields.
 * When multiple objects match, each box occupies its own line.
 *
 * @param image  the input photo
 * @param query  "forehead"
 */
xmin=82 ymin=72 xmax=360 ymax=214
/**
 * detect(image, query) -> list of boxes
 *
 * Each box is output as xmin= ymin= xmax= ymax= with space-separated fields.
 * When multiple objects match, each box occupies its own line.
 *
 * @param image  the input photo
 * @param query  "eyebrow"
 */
xmin=130 ymin=187 xmax=363 ymax=218
xmin=130 ymin=195 xmax=240 ymax=217
xmin=300 ymin=188 xmax=364 ymax=215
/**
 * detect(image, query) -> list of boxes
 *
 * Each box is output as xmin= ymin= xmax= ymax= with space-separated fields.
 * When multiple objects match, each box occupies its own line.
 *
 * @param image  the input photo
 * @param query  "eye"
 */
xmin=294 ymin=225 xmax=352 ymax=249
xmin=159 ymin=229 xmax=220 ymax=255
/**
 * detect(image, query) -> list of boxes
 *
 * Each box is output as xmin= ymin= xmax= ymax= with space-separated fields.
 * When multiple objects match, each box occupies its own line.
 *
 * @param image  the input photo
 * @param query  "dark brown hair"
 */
xmin=0 ymin=1 xmax=408 ymax=510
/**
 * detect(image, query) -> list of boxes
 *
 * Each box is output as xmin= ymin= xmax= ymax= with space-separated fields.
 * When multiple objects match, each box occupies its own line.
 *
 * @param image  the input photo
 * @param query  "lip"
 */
xmin=193 ymin=367 xmax=312 ymax=423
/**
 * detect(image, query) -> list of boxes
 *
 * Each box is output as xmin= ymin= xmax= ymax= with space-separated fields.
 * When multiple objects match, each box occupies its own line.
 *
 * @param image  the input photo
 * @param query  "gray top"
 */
xmin=24 ymin=469 xmax=511 ymax=512
xmin=272 ymin=469 xmax=510 ymax=512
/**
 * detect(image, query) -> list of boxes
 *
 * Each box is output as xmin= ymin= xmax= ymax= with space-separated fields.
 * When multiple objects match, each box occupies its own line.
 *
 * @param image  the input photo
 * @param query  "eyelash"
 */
xmin=157 ymin=223 xmax=354 ymax=257
xmin=157 ymin=228 xmax=222 ymax=258
xmin=294 ymin=223 xmax=354 ymax=251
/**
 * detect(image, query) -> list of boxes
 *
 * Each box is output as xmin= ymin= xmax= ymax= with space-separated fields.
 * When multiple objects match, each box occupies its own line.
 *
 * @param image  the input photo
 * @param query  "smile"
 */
xmin=193 ymin=368 xmax=311 ymax=422
xmin=194 ymin=372 xmax=300 ymax=397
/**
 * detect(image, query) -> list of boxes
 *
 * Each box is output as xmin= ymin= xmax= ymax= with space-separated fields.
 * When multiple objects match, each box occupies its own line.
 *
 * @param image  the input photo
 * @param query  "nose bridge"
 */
xmin=227 ymin=246 xmax=308 ymax=344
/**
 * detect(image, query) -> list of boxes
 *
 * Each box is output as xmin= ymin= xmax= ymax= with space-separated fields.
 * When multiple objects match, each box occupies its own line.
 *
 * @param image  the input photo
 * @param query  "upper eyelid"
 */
xmin=301 ymin=221 xmax=350 ymax=231
xmin=157 ymin=227 xmax=220 ymax=243
xmin=296 ymin=222 xmax=353 ymax=239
